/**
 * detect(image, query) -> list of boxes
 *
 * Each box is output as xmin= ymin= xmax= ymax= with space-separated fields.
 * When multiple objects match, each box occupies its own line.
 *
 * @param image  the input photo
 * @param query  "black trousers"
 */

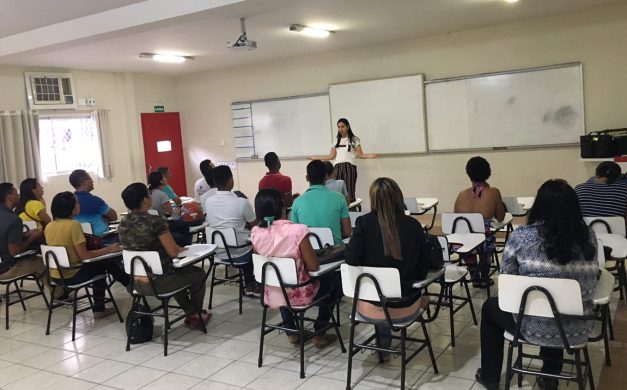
xmin=480 ymin=297 xmax=563 ymax=385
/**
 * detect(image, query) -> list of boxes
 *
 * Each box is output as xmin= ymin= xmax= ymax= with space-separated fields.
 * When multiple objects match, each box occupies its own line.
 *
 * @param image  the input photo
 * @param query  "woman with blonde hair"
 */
xmin=345 ymin=177 xmax=431 ymax=360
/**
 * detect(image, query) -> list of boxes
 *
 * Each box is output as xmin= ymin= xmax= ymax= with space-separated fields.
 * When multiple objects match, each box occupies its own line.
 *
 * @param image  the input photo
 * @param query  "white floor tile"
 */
xmin=73 ymin=359 xmax=134 ymax=383
xmin=139 ymin=372 xmax=202 ymax=390
xmin=246 ymin=367 xmax=303 ymax=390
xmin=4 ymin=370 xmax=67 ymax=390
xmin=209 ymin=361 xmax=270 ymax=387
xmin=102 ymin=366 xmax=166 ymax=390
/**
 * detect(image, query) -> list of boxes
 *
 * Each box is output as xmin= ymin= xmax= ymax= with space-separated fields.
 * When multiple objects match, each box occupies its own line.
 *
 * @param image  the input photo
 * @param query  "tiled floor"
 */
xmin=0 ymin=267 xmax=620 ymax=390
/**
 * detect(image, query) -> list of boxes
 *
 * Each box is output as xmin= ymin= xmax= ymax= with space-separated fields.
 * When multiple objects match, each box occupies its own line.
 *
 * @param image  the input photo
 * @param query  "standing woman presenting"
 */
xmin=309 ymin=118 xmax=376 ymax=202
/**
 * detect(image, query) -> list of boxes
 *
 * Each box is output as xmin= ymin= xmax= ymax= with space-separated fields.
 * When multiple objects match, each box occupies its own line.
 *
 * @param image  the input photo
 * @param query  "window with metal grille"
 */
xmin=38 ymin=114 xmax=103 ymax=177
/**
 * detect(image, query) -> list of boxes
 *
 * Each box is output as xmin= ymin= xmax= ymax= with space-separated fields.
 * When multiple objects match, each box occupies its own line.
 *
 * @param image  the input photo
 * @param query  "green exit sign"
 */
xmin=154 ymin=105 xmax=165 ymax=112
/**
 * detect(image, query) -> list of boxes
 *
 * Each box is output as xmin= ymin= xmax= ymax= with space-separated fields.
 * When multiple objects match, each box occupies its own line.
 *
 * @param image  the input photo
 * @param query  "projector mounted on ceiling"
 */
xmin=228 ymin=17 xmax=257 ymax=51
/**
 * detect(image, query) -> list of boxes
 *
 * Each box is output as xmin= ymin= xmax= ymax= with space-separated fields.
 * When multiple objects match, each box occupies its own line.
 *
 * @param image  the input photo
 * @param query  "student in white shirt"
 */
xmin=308 ymin=118 xmax=376 ymax=202
xmin=194 ymin=159 xmax=214 ymax=199
xmin=204 ymin=165 xmax=258 ymax=291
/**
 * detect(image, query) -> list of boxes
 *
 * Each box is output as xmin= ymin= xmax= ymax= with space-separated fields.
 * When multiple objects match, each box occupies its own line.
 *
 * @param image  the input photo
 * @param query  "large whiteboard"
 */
xmin=231 ymin=94 xmax=333 ymax=159
xmin=329 ymin=74 xmax=427 ymax=154
xmin=426 ymin=63 xmax=584 ymax=150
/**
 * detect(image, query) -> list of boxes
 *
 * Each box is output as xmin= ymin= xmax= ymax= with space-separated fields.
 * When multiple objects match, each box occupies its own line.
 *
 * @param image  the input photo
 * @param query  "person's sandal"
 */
xmin=474 ymin=368 xmax=499 ymax=390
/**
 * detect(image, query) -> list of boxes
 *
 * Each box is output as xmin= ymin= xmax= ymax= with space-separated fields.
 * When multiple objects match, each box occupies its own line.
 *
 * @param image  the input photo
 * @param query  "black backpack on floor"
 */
xmin=125 ymin=303 xmax=154 ymax=344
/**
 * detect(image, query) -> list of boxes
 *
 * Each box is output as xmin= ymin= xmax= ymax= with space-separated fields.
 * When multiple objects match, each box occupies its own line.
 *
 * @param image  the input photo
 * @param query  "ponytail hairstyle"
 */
xmin=369 ymin=177 xmax=405 ymax=260
xmin=254 ymin=188 xmax=284 ymax=228
xmin=16 ymin=178 xmax=38 ymax=215
xmin=148 ymin=171 xmax=164 ymax=192
xmin=335 ymin=118 xmax=358 ymax=149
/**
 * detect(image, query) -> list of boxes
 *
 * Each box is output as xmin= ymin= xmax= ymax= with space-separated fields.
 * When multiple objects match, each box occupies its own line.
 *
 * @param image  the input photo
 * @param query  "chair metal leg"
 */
xmin=346 ymin=317 xmax=356 ymax=390
xmin=574 ymin=350 xmax=585 ymax=390
xmin=505 ymin=343 xmax=515 ymax=389
xmin=448 ymin=285 xmax=456 ymax=347
xmin=126 ymin=296 xmax=139 ymax=351
xmin=208 ymin=266 xmax=217 ymax=310
xmin=71 ymin=289 xmax=78 ymax=341
xmin=35 ymin=277 xmax=50 ymax=310
xmin=46 ymin=286 xmax=55 ymax=335
xmin=463 ymin=279 xmax=478 ymax=325
xmin=608 ymin=306 xmax=615 ymax=340
xmin=238 ymin=269 xmax=243 ymax=315
xmin=421 ymin=320 xmax=438 ymax=374
xmin=583 ymin=346 xmax=595 ymax=390
xmin=5 ymin=284 xmax=10 ymax=330
xmin=298 ymin=311 xmax=305 ymax=379
xmin=602 ymin=305 xmax=611 ymax=367
xmin=400 ymin=328 xmax=407 ymax=390
xmin=14 ymin=281 xmax=27 ymax=311
xmin=258 ymin=307 xmax=267 ymax=367
xmin=517 ymin=344 xmax=523 ymax=387
xmin=330 ymin=303 xmax=346 ymax=353
xmin=163 ymin=299 xmax=169 ymax=356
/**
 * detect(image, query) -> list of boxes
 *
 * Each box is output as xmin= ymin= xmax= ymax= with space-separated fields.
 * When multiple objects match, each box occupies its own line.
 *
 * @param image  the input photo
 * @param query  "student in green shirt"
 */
xmin=290 ymin=160 xmax=351 ymax=244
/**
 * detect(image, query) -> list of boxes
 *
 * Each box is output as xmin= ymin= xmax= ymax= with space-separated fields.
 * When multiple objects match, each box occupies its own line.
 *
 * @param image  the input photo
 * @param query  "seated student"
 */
xmin=45 ymin=192 xmax=129 ymax=318
xmin=204 ymin=165 xmax=258 ymax=292
xmin=575 ymin=161 xmax=627 ymax=221
xmin=291 ymin=160 xmax=351 ymax=245
xmin=475 ymin=179 xmax=598 ymax=390
xmin=194 ymin=159 xmax=214 ymax=199
xmin=118 ymin=183 xmax=210 ymax=330
xmin=258 ymin=152 xmax=295 ymax=207
xmin=69 ymin=169 xmax=118 ymax=237
xmin=157 ymin=167 xmax=182 ymax=206
xmin=345 ymin=178 xmax=431 ymax=361
xmin=252 ymin=188 xmax=341 ymax=348
xmin=198 ymin=162 xmax=217 ymax=211
xmin=322 ymin=161 xmax=350 ymax=205
xmin=453 ymin=156 xmax=505 ymax=287
xmin=16 ymin=178 xmax=51 ymax=229
xmin=148 ymin=171 xmax=173 ymax=217
xmin=0 ymin=182 xmax=46 ymax=283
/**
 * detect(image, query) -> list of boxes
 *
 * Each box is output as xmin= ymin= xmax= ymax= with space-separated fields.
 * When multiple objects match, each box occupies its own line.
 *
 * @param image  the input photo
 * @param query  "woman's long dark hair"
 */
xmin=335 ymin=118 xmax=358 ymax=148
xmin=370 ymin=177 xmax=405 ymax=260
xmin=148 ymin=171 xmax=164 ymax=192
xmin=16 ymin=178 xmax=38 ymax=215
xmin=527 ymin=179 xmax=596 ymax=264
xmin=254 ymin=188 xmax=284 ymax=228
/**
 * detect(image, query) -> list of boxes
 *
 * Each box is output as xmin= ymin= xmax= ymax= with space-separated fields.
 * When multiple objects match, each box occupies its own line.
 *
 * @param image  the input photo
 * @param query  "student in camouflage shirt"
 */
xmin=118 ymin=183 xmax=210 ymax=330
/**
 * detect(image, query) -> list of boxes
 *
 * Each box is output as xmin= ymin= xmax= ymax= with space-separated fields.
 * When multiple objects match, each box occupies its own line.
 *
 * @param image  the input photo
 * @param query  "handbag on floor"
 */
xmin=126 ymin=302 xmax=154 ymax=344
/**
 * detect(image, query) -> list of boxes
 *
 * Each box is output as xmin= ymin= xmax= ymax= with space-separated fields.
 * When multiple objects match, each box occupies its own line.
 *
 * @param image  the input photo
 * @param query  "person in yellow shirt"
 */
xmin=45 ymin=191 xmax=129 ymax=319
xmin=16 ymin=178 xmax=51 ymax=230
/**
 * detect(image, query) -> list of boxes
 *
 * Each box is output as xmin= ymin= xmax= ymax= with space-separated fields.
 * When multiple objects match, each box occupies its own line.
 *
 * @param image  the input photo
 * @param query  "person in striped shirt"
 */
xmin=575 ymin=162 xmax=627 ymax=222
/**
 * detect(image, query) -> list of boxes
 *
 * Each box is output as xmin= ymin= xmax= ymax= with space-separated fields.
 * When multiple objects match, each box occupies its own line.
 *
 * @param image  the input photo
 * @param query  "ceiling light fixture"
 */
xmin=139 ymin=53 xmax=194 ymax=63
xmin=505 ymin=0 xmax=519 ymax=3
xmin=289 ymin=24 xmax=332 ymax=38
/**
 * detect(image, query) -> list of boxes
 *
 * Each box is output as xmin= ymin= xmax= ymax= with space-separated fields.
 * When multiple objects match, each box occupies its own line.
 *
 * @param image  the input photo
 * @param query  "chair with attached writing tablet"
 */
xmin=348 ymin=198 xmax=362 ymax=211
xmin=341 ymin=264 xmax=444 ymax=390
xmin=307 ymin=227 xmax=334 ymax=250
xmin=585 ymin=216 xmax=627 ymax=299
xmin=587 ymin=240 xmax=615 ymax=367
xmin=403 ymin=197 xmax=438 ymax=231
xmin=206 ymin=227 xmax=253 ymax=315
xmin=499 ymin=274 xmax=596 ymax=390
xmin=123 ymin=250 xmax=206 ymax=356
xmin=254 ymin=254 xmax=345 ymax=379
xmin=42 ymin=245 xmax=123 ymax=341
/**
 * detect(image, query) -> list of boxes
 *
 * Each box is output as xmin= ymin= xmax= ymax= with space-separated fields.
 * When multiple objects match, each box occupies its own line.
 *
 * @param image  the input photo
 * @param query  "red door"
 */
xmin=141 ymin=112 xmax=187 ymax=196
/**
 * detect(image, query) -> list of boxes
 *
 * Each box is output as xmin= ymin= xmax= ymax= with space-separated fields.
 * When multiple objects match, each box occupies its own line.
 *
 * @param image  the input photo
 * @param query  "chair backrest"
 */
xmin=502 ymin=196 xmax=525 ymax=215
xmin=41 ymin=245 xmax=71 ymax=269
xmin=441 ymin=213 xmax=485 ymax=234
xmin=584 ymin=216 xmax=626 ymax=236
xmin=147 ymin=209 xmax=159 ymax=216
xmin=340 ymin=264 xmax=402 ymax=301
xmin=308 ymin=227 xmax=334 ymax=249
xmin=122 ymin=250 xmax=163 ymax=276
xmin=349 ymin=211 xmax=367 ymax=228
xmin=252 ymin=254 xmax=298 ymax=286
xmin=23 ymin=221 xmax=37 ymax=231
xmin=206 ymin=227 xmax=238 ymax=248
xmin=498 ymin=274 xmax=583 ymax=318
xmin=80 ymin=223 xmax=93 ymax=235
xmin=597 ymin=238 xmax=605 ymax=268
xmin=403 ymin=197 xmax=424 ymax=214
xmin=348 ymin=198 xmax=362 ymax=210
xmin=437 ymin=235 xmax=450 ymax=261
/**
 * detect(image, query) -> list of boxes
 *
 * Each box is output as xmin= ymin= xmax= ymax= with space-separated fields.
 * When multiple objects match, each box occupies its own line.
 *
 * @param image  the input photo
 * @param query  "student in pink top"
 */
xmin=251 ymin=188 xmax=342 ymax=349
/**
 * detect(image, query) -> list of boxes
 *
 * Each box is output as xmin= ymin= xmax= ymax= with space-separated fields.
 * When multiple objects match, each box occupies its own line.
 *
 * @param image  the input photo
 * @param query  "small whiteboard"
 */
xmin=426 ymin=63 xmax=584 ymax=150
xmin=231 ymin=94 xmax=333 ymax=159
xmin=329 ymin=74 xmax=427 ymax=154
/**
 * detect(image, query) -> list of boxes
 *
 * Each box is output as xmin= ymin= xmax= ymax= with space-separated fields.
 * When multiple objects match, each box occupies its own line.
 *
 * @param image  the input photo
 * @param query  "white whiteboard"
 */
xmin=232 ymin=94 xmax=333 ymax=159
xmin=329 ymin=74 xmax=427 ymax=154
xmin=426 ymin=64 xmax=584 ymax=150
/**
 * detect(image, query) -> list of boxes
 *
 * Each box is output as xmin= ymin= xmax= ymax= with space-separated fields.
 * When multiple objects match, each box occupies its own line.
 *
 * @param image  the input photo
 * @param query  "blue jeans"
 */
xmin=230 ymin=250 xmax=254 ymax=286
xmin=280 ymin=271 xmax=342 ymax=335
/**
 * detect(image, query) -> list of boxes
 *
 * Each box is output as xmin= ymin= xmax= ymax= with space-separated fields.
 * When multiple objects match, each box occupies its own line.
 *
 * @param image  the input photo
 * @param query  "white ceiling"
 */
xmin=0 ymin=0 xmax=622 ymax=75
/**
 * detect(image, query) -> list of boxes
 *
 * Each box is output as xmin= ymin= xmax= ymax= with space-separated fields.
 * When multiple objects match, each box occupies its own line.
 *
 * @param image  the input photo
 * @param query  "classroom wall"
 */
xmin=176 ymin=3 xmax=627 ymax=212
xmin=0 ymin=67 xmax=179 ymax=212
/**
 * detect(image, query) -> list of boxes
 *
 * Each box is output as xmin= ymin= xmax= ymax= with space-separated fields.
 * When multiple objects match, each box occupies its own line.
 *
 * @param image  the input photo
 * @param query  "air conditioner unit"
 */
xmin=24 ymin=72 xmax=77 ymax=109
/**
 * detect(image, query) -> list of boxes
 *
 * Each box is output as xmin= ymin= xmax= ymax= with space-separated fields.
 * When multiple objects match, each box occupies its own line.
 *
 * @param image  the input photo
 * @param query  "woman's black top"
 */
xmin=345 ymin=211 xmax=431 ymax=308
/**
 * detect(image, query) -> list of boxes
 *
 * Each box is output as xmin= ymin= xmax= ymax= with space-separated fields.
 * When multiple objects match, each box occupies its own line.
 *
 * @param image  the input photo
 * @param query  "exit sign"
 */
xmin=154 ymin=105 xmax=165 ymax=112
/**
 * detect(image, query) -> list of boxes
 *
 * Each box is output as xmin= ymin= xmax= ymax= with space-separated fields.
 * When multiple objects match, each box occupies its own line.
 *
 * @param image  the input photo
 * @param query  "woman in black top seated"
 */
xmin=345 ymin=177 xmax=431 ymax=360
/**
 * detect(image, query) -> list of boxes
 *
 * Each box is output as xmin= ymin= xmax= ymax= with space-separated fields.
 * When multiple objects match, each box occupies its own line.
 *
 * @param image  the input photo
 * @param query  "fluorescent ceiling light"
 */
xmin=289 ymin=24 xmax=332 ymax=38
xmin=139 ymin=53 xmax=194 ymax=63
xmin=505 ymin=0 xmax=519 ymax=3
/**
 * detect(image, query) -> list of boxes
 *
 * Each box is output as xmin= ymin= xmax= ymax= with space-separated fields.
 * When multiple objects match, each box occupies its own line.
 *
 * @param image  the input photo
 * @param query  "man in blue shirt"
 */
xmin=69 ymin=170 xmax=117 ymax=237
xmin=291 ymin=160 xmax=351 ymax=244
